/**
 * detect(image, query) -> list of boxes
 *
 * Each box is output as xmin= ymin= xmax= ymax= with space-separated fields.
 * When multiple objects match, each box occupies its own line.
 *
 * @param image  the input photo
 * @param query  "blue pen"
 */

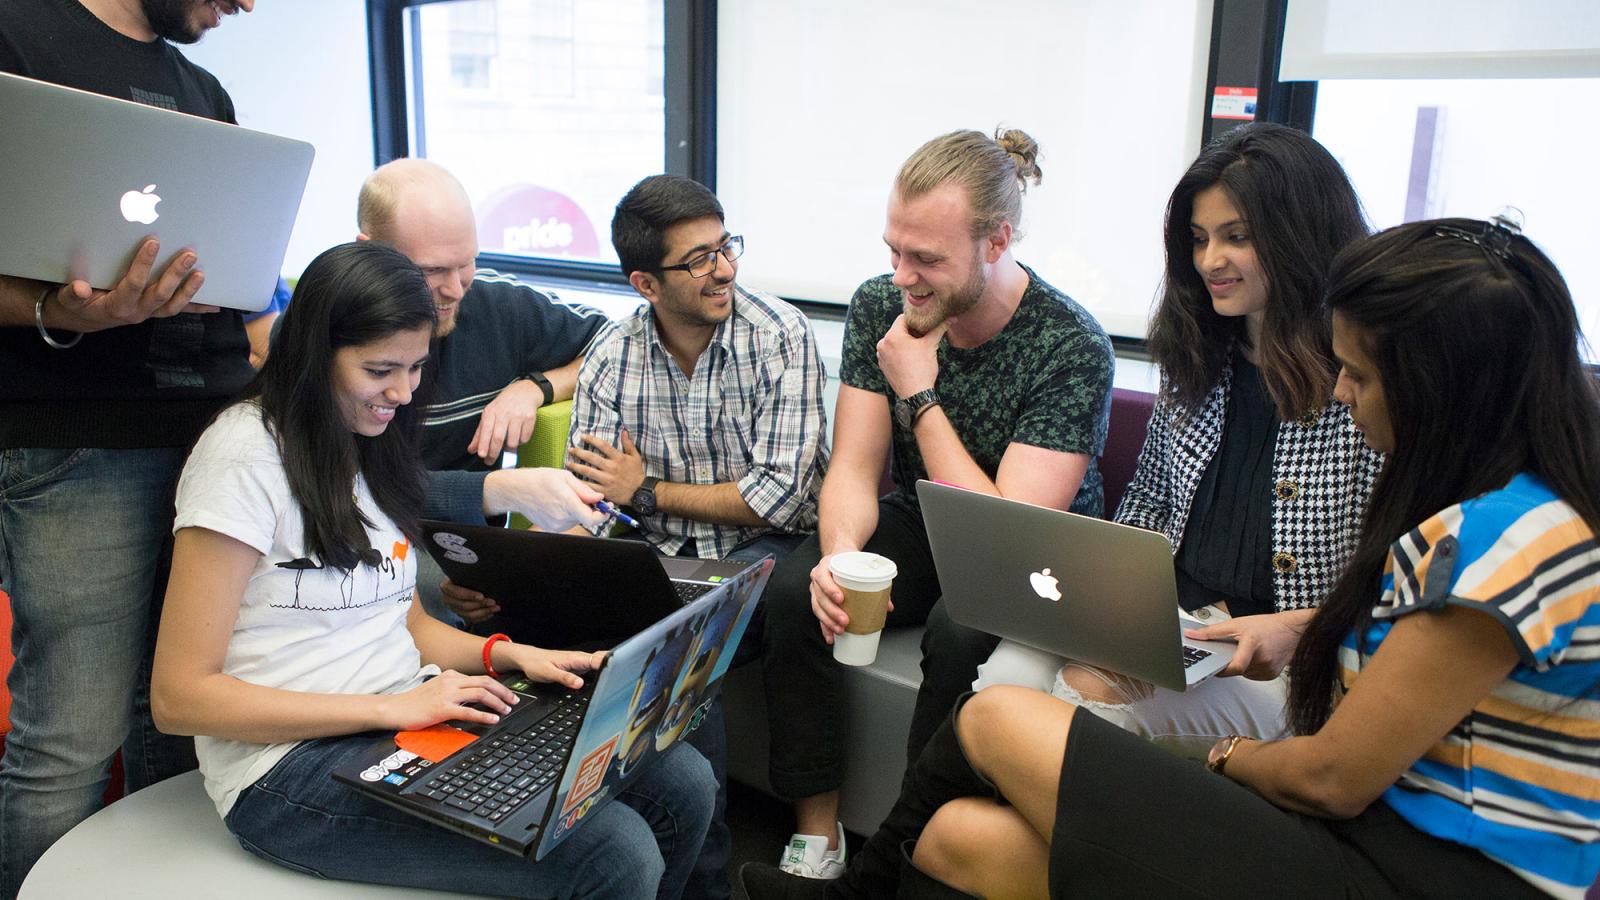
xmin=595 ymin=500 xmax=641 ymax=529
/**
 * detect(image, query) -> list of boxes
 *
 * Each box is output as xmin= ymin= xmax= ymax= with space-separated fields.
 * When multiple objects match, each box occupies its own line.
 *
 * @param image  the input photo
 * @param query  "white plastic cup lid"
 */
xmin=829 ymin=551 xmax=897 ymax=591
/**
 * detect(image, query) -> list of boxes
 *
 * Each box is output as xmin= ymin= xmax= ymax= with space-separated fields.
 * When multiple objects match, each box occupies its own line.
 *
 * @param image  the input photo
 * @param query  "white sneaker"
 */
xmin=776 ymin=821 xmax=847 ymax=879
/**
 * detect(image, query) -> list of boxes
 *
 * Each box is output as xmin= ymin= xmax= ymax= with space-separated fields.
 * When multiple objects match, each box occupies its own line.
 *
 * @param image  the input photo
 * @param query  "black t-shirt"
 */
xmin=839 ymin=264 xmax=1114 ymax=517
xmin=0 ymin=0 xmax=252 ymax=449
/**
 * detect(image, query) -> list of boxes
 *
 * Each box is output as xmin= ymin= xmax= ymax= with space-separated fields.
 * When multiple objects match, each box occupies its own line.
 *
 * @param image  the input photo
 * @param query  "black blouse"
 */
xmin=1174 ymin=354 xmax=1279 ymax=618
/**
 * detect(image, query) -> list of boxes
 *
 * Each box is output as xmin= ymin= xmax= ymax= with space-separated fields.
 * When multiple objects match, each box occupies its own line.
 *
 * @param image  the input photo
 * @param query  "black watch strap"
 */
xmin=631 ymin=476 xmax=660 ymax=516
xmin=895 ymin=387 xmax=941 ymax=429
xmin=521 ymin=371 xmax=555 ymax=407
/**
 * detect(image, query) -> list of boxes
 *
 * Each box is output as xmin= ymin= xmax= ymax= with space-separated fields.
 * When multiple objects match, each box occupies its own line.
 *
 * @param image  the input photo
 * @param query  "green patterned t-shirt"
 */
xmin=839 ymin=264 xmax=1113 ymax=516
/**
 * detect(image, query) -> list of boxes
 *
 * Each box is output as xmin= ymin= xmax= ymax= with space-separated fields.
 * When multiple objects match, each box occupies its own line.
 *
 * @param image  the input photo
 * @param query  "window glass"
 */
xmin=1313 ymin=78 xmax=1600 ymax=347
xmin=716 ymin=0 xmax=1213 ymax=340
xmin=405 ymin=0 xmax=664 ymax=267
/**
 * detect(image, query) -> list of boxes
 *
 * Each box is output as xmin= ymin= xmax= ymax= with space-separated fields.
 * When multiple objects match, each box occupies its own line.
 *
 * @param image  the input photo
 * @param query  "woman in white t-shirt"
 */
xmin=151 ymin=241 xmax=715 ymax=899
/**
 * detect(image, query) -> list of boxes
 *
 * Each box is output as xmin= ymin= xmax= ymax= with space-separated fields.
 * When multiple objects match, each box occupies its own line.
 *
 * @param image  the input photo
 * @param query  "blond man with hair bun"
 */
xmin=757 ymin=127 xmax=1114 ymax=880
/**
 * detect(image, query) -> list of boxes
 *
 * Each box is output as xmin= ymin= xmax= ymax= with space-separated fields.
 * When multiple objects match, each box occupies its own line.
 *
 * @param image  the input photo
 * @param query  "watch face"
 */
xmin=632 ymin=481 xmax=657 ymax=515
xmin=893 ymin=399 xmax=912 ymax=430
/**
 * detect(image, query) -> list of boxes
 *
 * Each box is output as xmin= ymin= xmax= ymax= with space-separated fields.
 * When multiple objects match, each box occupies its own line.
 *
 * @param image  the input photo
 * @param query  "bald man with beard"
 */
xmin=356 ymin=159 xmax=610 ymax=623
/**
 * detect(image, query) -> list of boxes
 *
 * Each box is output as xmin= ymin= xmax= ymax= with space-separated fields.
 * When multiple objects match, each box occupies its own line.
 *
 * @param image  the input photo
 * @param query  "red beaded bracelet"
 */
xmin=482 ymin=633 xmax=511 ymax=678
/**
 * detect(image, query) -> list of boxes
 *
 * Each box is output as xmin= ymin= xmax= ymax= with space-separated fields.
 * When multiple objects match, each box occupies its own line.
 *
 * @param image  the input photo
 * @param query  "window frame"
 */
xmin=364 ymin=0 xmax=1301 ymax=340
xmin=1202 ymin=0 xmax=1317 ymax=144
xmin=365 ymin=0 xmax=715 ymax=285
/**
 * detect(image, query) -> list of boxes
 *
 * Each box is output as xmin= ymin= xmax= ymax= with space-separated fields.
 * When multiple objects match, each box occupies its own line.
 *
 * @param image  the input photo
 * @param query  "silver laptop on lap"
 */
xmin=917 ymin=480 xmax=1234 ymax=691
xmin=0 ymin=71 xmax=314 ymax=312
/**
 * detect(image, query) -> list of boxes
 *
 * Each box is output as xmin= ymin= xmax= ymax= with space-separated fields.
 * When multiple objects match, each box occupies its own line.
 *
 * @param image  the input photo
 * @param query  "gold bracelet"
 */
xmin=1207 ymin=734 xmax=1245 ymax=775
xmin=34 ymin=287 xmax=83 ymax=350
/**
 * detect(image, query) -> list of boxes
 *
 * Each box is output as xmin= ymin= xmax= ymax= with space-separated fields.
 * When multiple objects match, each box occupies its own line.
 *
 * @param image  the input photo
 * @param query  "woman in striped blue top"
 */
xmin=739 ymin=216 xmax=1600 ymax=899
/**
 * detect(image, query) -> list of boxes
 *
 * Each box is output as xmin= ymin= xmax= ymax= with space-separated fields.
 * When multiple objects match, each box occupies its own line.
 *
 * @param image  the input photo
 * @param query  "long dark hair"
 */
xmin=250 ymin=241 xmax=436 ymax=571
xmin=1288 ymin=218 xmax=1600 ymax=734
xmin=1148 ymin=123 xmax=1367 ymax=419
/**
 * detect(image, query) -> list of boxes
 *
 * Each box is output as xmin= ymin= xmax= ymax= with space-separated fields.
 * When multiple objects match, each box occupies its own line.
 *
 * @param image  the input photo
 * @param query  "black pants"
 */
xmin=760 ymin=495 xmax=1001 ymax=800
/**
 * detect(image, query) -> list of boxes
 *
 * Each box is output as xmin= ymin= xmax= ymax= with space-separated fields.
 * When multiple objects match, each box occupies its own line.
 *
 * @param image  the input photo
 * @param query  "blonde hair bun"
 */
xmin=995 ymin=128 xmax=1042 ymax=189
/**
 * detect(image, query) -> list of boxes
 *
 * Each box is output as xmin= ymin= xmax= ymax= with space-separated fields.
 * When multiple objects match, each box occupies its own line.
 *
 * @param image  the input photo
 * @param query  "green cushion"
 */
xmin=507 ymin=400 xmax=572 ymax=531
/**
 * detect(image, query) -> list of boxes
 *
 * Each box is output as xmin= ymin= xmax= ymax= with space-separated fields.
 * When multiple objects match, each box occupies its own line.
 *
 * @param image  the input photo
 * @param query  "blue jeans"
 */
xmin=224 ymin=736 xmax=715 ymax=899
xmin=0 ymin=447 xmax=200 ymax=897
xmin=681 ymin=530 xmax=804 ymax=900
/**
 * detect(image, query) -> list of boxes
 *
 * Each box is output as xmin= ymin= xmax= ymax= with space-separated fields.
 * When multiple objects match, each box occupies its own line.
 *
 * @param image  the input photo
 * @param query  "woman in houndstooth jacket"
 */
xmin=975 ymin=123 xmax=1384 ymax=754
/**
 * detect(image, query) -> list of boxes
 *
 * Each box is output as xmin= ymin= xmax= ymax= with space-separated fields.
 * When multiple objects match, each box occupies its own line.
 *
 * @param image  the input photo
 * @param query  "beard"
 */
xmin=904 ymin=258 xmax=985 ymax=338
xmin=663 ymin=275 xmax=736 ymax=329
xmin=142 ymin=0 xmax=207 ymax=43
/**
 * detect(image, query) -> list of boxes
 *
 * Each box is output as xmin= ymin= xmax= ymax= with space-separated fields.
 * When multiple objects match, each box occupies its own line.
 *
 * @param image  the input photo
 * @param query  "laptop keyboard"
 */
xmin=1181 ymin=645 xmax=1213 ymax=669
xmin=674 ymin=580 xmax=714 ymax=603
xmin=411 ymin=691 xmax=590 ymax=823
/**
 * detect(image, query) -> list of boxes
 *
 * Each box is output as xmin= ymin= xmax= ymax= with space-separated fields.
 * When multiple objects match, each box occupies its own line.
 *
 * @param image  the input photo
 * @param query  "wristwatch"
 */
xmin=518 ymin=371 xmax=555 ymax=407
xmin=630 ymin=476 xmax=660 ymax=516
xmin=893 ymin=388 xmax=941 ymax=429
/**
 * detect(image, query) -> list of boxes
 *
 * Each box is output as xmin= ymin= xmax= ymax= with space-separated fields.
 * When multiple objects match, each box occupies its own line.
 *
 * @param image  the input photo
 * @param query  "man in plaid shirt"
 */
xmin=567 ymin=174 xmax=829 ymax=565
xmin=565 ymin=173 xmax=830 ymax=900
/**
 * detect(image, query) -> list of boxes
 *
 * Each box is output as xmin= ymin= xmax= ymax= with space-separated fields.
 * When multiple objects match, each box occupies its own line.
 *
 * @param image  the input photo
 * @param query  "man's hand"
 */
xmin=41 ymin=238 xmax=217 ymax=333
xmin=567 ymin=430 xmax=647 ymax=505
xmin=808 ymin=551 xmax=894 ymax=645
xmin=483 ymin=468 xmax=607 ymax=532
xmin=468 ymin=378 xmax=545 ymax=464
xmin=440 ymin=579 xmax=499 ymax=624
xmin=876 ymin=314 xmax=947 ymax=400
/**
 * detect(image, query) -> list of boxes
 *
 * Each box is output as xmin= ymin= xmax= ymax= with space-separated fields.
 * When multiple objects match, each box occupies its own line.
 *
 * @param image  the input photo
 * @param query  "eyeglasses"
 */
xmin=658 ymin=235 xmax=744 ymax=279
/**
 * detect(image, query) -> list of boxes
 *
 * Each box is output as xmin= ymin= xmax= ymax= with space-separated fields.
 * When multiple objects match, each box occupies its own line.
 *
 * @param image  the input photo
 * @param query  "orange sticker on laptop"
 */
xmin=561 ymin=735 xmax=618 ymax=816
xmin=394 ymin=724 xmax=477 ymax=762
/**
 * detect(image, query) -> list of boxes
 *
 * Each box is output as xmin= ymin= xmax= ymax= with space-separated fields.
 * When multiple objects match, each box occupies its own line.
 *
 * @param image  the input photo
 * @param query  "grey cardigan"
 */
xmin=1115 ymin=365 xmax=1384 ymax=611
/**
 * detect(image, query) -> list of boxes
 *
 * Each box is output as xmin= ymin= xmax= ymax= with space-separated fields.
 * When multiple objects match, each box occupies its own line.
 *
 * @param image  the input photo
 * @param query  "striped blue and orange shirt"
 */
xmin=1341 ymin=472 xmax=1600 ymax=898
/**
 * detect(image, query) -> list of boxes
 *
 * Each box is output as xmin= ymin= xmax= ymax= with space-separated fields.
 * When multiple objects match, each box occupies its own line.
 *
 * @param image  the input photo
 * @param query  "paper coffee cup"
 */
xmin=830 ymin=552 xmax=897 ymax=666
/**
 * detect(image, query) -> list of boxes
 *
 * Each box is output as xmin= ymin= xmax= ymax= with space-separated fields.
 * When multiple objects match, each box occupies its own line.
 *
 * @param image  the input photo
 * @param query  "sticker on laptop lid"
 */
xmin=561 ymin=735 xmax=618 ymax=816
xmin=430 ymin=532 xmax=478 ymax=564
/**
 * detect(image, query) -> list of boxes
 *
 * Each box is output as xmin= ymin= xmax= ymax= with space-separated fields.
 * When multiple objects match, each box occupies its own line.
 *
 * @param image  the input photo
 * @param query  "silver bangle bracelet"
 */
xmin=34 ymin=287 xmax=82 ymax=350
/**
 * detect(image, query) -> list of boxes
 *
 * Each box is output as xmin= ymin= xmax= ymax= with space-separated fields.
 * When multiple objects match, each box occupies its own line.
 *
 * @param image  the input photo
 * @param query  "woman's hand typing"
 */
xmin=495 ymin=644 xmax=606 ymax=691
xmin=379 ymin=670 xmax=520 ymax=731
xmin=1185 ymin=608 xmax=1316 ymax=680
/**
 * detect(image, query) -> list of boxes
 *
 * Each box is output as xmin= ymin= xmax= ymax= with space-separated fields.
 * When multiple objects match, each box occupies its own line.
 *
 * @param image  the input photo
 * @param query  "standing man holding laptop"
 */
xmin=758 ymin=128 xmax=1114 ymax=878
xmin=0 ymin=1 xmax=255 ymax=893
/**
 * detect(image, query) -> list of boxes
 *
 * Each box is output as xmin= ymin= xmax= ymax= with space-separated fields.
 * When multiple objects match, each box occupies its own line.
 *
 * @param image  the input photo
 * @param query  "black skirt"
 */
xmin=1047 ymin=709 xmax=1547 ymax=899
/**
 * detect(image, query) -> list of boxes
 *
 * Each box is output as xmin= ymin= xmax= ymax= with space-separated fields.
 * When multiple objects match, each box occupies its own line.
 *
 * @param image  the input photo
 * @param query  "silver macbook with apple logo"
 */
xmin=0 ymin=71 xmax=313 ymax=312
xmin=916 ymin=479 xmax=1233 ymax=691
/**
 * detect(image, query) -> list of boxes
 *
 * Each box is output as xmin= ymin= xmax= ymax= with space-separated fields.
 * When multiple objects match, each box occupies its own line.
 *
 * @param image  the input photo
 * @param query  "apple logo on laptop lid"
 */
xmin=1029 ymin=568 xmax=1062 ymax=602
xmin=120 ymin=184 xmax=161 ymax=225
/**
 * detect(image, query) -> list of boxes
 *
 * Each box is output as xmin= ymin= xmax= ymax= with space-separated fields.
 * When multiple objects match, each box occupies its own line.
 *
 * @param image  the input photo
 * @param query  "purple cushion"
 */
xmin=1101 ymin=387 xmax=1154 ymax=518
